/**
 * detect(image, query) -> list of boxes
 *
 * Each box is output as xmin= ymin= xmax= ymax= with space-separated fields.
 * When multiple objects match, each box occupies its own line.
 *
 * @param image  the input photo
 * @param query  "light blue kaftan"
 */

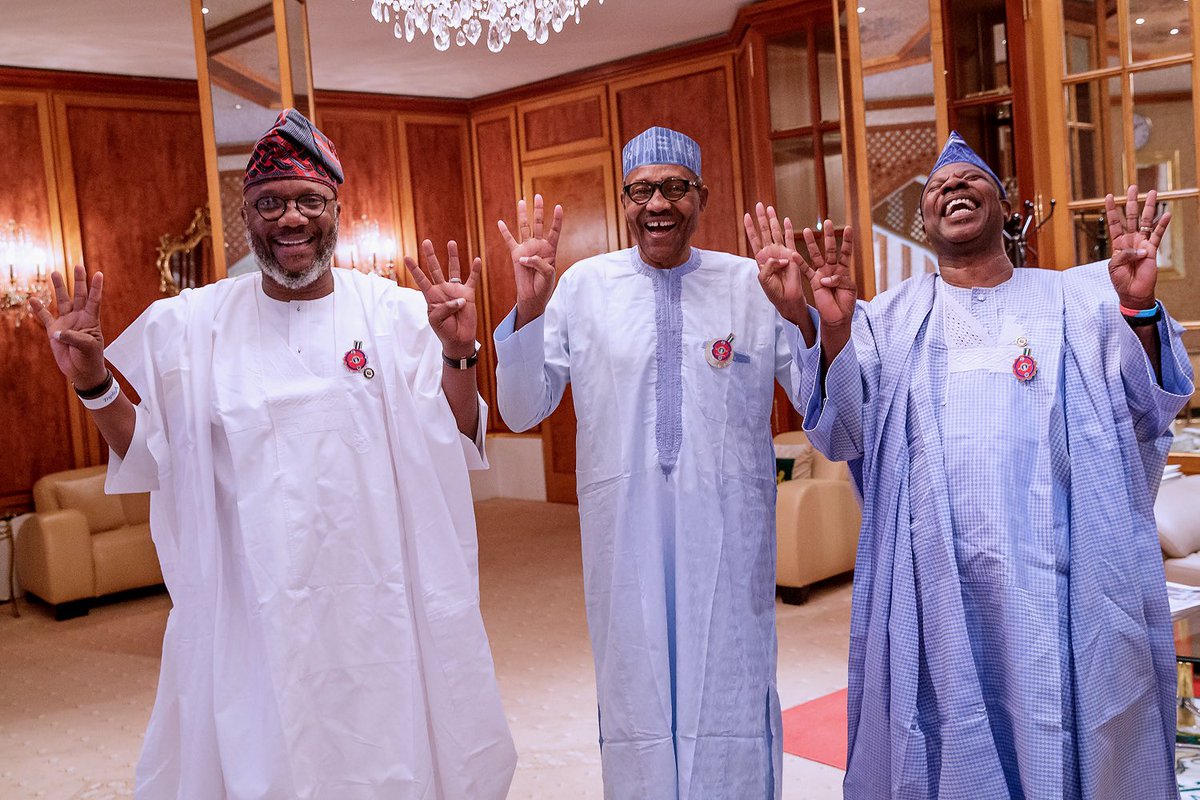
xmin=495 ymin=247 xmax=798 ymax=799
xmin=794 ymin=263 xmax=1193 ymax=799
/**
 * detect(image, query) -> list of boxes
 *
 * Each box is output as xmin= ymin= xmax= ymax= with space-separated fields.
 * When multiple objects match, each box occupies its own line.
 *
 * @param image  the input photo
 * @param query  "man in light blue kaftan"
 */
xmin=747 ymin=132 xmax=1195 ymax=799
xmin=493 ymin=127 xmax=796 ymax=799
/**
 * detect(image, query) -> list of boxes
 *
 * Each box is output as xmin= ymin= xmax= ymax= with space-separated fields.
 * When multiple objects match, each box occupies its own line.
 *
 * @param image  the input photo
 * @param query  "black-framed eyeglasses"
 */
xmin=622 ymin=178 xmax=700 ymax=205
xmin=250 ymin=193 xmax=333 ymax=221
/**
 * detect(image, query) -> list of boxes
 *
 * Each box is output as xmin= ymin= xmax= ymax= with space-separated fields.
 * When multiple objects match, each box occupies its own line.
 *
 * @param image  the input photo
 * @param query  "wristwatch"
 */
xmin=443 ymin=346 xmax=479 ymax=370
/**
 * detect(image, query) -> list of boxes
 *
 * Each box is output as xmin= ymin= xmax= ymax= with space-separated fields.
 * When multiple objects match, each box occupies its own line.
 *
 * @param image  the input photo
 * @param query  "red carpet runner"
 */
xmin=781 ymin=688 xmax=848 ymax=770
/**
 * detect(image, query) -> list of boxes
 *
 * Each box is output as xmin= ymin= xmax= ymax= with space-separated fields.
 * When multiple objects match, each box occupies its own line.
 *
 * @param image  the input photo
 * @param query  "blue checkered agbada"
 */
xmin=789 ymin=263 xmax=1193 ymax=798
xmin=622 ymin=126 xmax=702 ymax=178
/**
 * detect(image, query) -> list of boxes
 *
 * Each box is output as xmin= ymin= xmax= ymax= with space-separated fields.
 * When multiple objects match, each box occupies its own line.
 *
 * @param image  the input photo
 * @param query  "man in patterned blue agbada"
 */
xmin=493 ymin=127 xmax=801 ymax=798
xmin=746 ymin=131 xmax=1194 ymax=799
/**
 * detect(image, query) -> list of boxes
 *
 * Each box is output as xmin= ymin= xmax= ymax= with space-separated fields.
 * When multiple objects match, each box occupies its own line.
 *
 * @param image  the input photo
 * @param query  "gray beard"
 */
xmin=248 ymin=215 xmax=339 ymax=290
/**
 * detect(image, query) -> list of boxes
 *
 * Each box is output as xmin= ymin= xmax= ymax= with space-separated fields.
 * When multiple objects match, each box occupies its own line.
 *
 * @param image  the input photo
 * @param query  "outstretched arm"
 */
xmin=30 ymin=265 xmax=136 ymax=458
xmin=404 ymin=240 xmax=482 ymax=439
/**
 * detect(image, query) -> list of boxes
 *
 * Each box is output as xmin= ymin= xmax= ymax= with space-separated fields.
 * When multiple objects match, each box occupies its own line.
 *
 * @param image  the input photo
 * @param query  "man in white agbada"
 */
xmin=493 ymin=127 xmax=799 ymax=798
xmin=29 ymin=109 xmax=516 ymax=799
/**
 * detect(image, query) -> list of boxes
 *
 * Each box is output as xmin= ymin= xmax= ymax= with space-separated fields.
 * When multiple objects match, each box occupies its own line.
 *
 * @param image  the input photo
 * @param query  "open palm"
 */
xmin=29 ymin=265 xmax=108 ymax=387
xmin=498 ymin=194 xmax=562 ymax=321
xmin=1105 ymin=185 xmax=1170 ymax=309
xmin=404 ymin=239 xmax=480 ymax=357
xmin=800 ymin=220 xmax=857 ymax=328
xmin=744 ymin=203 xmax=808 ymax=325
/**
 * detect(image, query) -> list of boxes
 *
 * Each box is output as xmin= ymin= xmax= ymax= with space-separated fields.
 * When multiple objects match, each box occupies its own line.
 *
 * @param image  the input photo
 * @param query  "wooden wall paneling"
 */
xmin=469 ymin=36 xmax=733 ymax=114
xmin=517 ymin=86 xmax=610 ymax=162
xmin=471 ymin=107 xmax=522 ymax=432
xmin=317 ymin=109 xmax=404 ymax=272
xmin=0 ymin=91 xmax=74 ymax=511
xmin=396 ymin=115 xmax=476 ymax=289
xmin=608 ymin=56 xmax=747 ymax=256
xmin=52 ymin=93 xmax=208 ymax=465
xmin=522 ymin=152 xmax=619 ymax=504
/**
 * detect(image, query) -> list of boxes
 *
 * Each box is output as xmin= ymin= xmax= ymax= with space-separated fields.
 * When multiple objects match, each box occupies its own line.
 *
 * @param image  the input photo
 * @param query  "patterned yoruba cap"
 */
xmin=244 ymin=108 xmax=344 ymax=192
xmin=928 ymin=130 xmax=1006 ymax=199
xmin=621 ymin=126 xmax=701 ymax=179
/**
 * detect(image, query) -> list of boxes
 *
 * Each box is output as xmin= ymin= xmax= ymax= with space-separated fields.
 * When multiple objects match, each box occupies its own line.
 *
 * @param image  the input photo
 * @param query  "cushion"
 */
xmin=774 ymin=442 xmax=813 ymax=483
xmin=55 ymin=475 xmax=126 ymax=534
xmin=1165 ymin=553 xmax=1200 ymax=586
xmin=1157 ymin=475 xmax=1200 ymax=559
xmin=120 ymin=492 xmax=151 ymax=525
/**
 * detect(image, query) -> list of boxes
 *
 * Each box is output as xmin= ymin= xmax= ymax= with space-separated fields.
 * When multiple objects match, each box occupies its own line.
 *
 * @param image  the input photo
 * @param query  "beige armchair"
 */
xmin=774 ymin=431 xmax=861 ymax=604
xmin=1158 ymin=474 xmax=1200 ymax=584
xmin=15 ymin=465 xmax=162 ymax=619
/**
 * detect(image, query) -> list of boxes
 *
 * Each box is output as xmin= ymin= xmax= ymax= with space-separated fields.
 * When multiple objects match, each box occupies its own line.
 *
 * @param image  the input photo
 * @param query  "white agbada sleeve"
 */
xmin=1117 ymin=309 xmax=1194 ymax=442
xmin=493 ymin=282 xmax=572 ymax=431
xmin=104 ymin=297 xmax=188 ymax=496
xmin=786 ymin=305 xmax=868 ymax=463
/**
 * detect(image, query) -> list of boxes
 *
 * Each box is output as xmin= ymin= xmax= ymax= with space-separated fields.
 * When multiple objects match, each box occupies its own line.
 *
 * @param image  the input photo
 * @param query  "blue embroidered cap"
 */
xmin=622 ymin=127 xmax=702 ymax=179
xmin=928 ymin=130 xmax=1006 ymax=199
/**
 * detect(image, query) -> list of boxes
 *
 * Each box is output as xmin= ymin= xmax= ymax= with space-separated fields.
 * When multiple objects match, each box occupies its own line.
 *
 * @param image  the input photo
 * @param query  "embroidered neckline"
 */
xmin=630 ymin=247 xmax=702 ymax=279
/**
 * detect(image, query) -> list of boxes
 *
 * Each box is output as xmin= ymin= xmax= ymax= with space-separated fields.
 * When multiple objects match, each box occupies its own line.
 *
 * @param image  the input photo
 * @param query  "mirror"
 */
xmin=192 ymin=0 xmax=315 ymax=278
xmin=156 ymin=206 xmax=212 ymax=296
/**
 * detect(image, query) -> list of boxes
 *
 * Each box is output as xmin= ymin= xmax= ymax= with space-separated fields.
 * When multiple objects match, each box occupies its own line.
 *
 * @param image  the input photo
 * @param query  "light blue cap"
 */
xmin=928 ymin=130 xmax=1006 ymax=199
xmin=622 ymin=127 xmax=701 ymax=179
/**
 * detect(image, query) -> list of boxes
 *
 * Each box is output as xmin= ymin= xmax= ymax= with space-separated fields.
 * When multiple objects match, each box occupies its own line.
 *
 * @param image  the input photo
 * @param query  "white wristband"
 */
xmin=79 ymin=379 xmax=121 ymax=410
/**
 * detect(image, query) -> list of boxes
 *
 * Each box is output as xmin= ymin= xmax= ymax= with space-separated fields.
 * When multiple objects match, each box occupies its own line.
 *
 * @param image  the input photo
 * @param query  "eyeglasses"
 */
xmin=250 ymin=193 xmax=333 ymax=221
xmin=622 ymin=178 xmax=700 ymax=205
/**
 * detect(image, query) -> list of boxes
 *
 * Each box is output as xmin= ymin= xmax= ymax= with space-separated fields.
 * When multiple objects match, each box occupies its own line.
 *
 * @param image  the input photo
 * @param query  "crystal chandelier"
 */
xmin=369 ymin=0 xmax=604 ymax=53
xmin=0 ymin=220 xmax=51 ymax=327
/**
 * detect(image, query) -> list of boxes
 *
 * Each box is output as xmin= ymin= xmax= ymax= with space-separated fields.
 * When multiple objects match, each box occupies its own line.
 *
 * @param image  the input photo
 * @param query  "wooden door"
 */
xmin=522 ymin=152 xmax=619 ymax=503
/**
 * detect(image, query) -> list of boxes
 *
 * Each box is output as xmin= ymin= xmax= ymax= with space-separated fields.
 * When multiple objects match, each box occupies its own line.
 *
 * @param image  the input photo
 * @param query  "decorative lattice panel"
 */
xmin=219 ymin=172 xmax=250 ymax=266
xmin=866 ymin=124 xmax=938 ymax=202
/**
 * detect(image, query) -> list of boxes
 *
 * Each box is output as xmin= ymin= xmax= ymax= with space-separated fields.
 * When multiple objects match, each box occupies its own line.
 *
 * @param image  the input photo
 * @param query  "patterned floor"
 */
xmin=0 ymin=499 xmax=851 ymax=799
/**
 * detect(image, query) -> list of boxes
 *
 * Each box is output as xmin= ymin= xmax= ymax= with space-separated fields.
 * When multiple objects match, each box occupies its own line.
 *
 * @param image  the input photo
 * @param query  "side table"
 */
xmin=0 ymin=515 xmax=20 ymax=618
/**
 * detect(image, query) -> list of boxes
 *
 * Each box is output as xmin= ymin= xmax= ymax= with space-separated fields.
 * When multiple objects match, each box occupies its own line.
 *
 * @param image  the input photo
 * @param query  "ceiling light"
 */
xmin=1135 ymin=17 xmax=1145 ymax=24
xmin=370 ymin=0 xmax=604 ymax=53
xmin=201 ymin=6 xmax=209 ymax=13
xmin=1171 ymin=27 xmax=1181 ymax=34
xmin=234 ymin=103 xmax=243 ymax=110
xmin=857 ymin=6 xmax=866 ymax=12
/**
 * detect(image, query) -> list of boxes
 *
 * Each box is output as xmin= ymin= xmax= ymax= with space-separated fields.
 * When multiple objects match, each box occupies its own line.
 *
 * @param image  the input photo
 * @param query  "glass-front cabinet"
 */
xmin=1055 ymin=0 xmax=1199 ymax=349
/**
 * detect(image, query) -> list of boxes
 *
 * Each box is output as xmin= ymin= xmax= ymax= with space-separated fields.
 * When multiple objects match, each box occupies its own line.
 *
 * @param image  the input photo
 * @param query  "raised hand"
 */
xmin=404 ymin=239 xmax=480 ymax=359
xmin=798 ymin=219 xmax=857 ymax=331
xmin=29 ymin=264 xmax=109 ymax=389
xmin=744 ymin=203 xmax=810 ymax=326
xmin=1105 ymin=185 xmax=1171 ymax=310
xmin=497 ymin=194 xmax=562 ymax=326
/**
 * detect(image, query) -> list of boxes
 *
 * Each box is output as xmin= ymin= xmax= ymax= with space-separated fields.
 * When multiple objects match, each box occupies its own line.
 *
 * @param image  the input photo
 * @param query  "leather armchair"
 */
xmin=15 ymin=465 xmax=162 ymax=619
xmin=774 ymin=431 xmax=861 ymax=604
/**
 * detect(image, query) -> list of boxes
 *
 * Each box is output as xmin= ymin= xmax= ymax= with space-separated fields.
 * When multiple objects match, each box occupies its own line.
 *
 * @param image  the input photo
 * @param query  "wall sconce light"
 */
xmin=339 ymin=214 xmax=398 ymax=282
xmin=0 ymin=220 xmax=52 ymax=327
